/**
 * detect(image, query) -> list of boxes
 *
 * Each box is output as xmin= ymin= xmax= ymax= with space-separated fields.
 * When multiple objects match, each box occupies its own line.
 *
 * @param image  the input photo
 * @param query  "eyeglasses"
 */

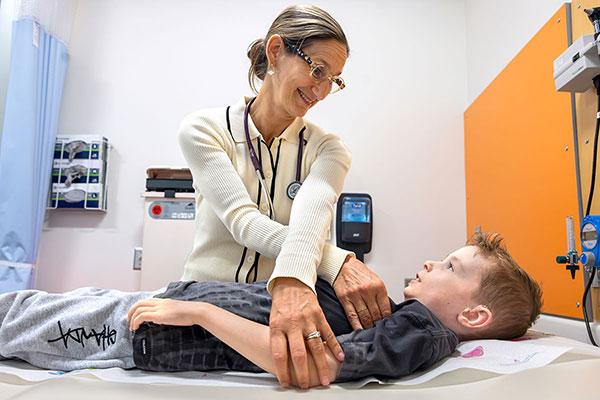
xmin=283 ymin=39 xmax=346 ymax=94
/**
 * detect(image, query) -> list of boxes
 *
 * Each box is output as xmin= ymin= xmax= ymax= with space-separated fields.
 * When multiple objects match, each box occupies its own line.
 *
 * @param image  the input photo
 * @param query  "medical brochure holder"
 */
xmin=47 ymin=135 xmax=109 ymax=211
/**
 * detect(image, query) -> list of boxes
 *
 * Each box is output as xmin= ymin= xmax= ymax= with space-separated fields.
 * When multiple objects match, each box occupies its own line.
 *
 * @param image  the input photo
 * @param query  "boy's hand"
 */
xmin=127 ymin=298 xmax=203 ymax=331
xmin=333 ymin=256 xmax=391 ymax=330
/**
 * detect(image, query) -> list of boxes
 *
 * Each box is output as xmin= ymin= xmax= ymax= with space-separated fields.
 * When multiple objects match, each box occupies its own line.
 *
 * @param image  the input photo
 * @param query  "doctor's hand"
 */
xmin=333 ymin=256 xmax=391 ymax=330
xmin=269 ymin=278 xmax=345 ymax=389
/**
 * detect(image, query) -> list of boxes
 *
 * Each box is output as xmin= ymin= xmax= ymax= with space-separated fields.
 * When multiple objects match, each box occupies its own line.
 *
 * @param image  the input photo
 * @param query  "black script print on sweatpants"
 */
xmin=47 ymin=321 xmax=117 ymax=350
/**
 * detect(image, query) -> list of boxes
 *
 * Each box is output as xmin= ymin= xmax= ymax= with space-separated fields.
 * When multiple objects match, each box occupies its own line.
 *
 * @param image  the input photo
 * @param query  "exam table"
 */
xmin=0 ymin=332 xmax=598 ymax=400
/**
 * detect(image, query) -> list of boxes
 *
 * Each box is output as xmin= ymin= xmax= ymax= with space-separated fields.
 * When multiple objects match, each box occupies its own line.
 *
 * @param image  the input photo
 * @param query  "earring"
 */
xmin=267 ymin=65 xmax=275 ymax=76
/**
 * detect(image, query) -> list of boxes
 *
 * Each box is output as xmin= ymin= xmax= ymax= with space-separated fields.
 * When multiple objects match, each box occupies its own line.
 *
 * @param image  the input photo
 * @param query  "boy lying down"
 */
xmin=0 ymin=233 xmax=542 ymax=388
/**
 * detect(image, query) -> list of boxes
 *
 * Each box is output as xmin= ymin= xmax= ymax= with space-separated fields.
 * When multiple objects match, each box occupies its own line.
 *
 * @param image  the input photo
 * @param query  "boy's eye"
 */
xmin=448 ymin=263 xmax=454 ymax=271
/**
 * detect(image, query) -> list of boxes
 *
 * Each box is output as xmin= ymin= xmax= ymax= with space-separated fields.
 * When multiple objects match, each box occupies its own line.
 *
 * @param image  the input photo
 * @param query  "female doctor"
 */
xmin=178 ymin=5 xmax=390 ymax=389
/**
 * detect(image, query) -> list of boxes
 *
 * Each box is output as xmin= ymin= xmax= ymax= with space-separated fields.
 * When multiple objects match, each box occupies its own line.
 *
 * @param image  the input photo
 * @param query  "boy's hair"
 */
xmin=467 ymin=232 xmax=543 ymax=340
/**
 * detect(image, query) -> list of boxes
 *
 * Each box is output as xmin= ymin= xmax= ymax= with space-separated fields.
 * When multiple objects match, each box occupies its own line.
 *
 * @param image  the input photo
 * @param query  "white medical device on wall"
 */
xmin=139 ymin=167 xmax=196 ymax=291
xmin=554 ymin=9 xmax=600 ymax=92
xmin=554 ymin=35 xmax=600 ymax=92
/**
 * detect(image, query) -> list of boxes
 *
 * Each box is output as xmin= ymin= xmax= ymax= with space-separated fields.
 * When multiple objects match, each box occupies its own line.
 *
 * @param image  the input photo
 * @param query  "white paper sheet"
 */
xmin=345 ymin=338 xmax=573 ymax=388
xmin=0 ymin=338 xmax=574 ymax=388
xmin=400 ymin=339 xmax=571 ymax=383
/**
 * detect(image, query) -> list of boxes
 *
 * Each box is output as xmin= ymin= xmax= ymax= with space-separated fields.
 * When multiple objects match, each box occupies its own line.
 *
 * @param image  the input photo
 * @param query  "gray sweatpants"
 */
xmin=0 ymin=280 xmax=352 ymax=373
xmin=0 ymin=287 xmax=156 ymax=370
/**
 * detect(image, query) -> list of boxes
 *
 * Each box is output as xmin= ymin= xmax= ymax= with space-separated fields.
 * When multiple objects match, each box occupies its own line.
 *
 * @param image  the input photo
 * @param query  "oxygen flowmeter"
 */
xmin=556 ymin=216 xmax=600 ymax=346
xmin=556 ymin=216 xmax=581 ymax=278
xmin=556 ymin=216 xmax=600 ymax=274
xmin=336 ymin=193 xmax=372 ymax=261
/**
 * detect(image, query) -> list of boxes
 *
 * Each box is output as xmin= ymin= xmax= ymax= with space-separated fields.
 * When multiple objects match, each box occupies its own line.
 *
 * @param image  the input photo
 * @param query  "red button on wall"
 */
xmin=151 ymin=204 xmax=162 ymax=216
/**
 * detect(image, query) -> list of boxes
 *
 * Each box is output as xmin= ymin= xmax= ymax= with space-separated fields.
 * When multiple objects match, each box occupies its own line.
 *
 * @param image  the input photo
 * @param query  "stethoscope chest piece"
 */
xmin=287 ymin=181 xmax=302 ymax=200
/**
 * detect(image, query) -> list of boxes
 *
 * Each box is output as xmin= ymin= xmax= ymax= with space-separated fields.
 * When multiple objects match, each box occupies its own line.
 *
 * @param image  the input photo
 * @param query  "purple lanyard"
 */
xmin=244 ymin=98 xmax=305 ymax=182
xmin=295 ymin=127 xmax=306 ymax=182
xmin=243 ymin=97 xmax=263 ymax=177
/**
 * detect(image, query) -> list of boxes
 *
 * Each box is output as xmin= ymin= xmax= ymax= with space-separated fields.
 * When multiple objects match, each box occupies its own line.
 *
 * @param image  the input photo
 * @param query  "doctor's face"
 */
xmin=271 ymin=38 xmax=347 ymax=118
xmin=404 ymin=246 xmax=486 ymax=324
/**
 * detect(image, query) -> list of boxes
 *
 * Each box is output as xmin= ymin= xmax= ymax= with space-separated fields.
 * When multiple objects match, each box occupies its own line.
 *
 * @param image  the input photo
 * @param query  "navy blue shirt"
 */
xmin=132 ymin=279 xmax=458 ymax=382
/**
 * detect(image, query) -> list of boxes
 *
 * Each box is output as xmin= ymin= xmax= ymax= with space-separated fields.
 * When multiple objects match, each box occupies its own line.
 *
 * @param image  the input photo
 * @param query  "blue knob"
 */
xmin=581 ymin=252 xmax=596 ymax=267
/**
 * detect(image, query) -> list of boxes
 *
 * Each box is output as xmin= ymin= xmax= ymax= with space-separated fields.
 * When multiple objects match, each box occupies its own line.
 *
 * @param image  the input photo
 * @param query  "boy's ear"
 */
xmin=457 ymin=305 xmax=493 ymax=330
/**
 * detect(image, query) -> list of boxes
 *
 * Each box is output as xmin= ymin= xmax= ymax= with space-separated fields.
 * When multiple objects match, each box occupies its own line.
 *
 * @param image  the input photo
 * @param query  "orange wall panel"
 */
xmin=464 ymin=5 xmax=583 ymax=318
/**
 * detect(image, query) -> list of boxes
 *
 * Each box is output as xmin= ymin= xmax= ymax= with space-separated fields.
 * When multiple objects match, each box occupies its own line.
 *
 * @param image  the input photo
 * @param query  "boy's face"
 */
xmin=404 ymin=245 xmax=486 ymax=326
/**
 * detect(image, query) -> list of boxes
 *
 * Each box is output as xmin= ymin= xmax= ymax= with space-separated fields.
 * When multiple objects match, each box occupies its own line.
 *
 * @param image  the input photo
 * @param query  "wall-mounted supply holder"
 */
xmin=47 ymin=135 xmax=110 ymax=211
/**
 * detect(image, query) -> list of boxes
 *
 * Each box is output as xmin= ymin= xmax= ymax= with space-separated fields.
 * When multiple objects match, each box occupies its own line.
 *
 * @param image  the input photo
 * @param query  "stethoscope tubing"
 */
xmin=243 ymin=97 xmax=304 ymax=220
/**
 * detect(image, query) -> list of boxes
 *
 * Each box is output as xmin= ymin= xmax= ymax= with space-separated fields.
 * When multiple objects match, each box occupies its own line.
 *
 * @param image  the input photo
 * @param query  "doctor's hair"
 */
xmin=247 ymin=4 xmax=349 ymax=93
xmin=466 ymin=232 xmax=543 ymax=340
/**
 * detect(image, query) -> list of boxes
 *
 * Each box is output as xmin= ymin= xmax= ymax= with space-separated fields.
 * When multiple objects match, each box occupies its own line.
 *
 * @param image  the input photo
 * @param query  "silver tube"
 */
xmin=566 ymin=216 xmax=576 ymax=253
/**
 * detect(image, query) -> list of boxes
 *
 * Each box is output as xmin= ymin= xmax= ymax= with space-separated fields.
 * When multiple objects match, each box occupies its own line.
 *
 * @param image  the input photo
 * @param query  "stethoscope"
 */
xmin=244 ymin=97 xmax=305 ymax=220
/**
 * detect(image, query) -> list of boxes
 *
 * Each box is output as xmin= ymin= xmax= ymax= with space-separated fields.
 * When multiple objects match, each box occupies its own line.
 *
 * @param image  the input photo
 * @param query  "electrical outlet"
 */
xmin=133 ymin=247 xmax=143 ymax=270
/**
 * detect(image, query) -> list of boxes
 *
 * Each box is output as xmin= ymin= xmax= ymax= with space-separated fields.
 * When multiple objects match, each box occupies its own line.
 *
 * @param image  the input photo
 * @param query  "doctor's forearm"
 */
xmin=231 ymin=209 xmax=349 ymax=285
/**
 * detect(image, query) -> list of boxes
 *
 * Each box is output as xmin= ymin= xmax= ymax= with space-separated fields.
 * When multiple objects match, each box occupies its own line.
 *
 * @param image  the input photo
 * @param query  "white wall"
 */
xmin=465 ymin=0 xmax=565 ymax=105
xmin=37 ymin=0 xmax=468 ymax=302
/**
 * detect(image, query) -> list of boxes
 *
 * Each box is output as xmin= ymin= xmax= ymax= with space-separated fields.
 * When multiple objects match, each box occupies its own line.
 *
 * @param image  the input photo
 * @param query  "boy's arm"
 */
xmin=128 ymin=298 xmax=341 ymax=388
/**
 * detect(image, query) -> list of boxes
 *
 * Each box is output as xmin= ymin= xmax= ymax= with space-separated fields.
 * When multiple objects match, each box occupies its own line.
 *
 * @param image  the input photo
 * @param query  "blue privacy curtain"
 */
xmin=0 ymin=17 xmax=69 ymax=292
